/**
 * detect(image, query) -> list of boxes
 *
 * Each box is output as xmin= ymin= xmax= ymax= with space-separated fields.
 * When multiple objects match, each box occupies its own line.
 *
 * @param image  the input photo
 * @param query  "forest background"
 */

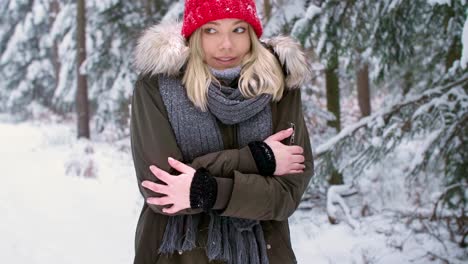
xmin=0 ymin=0 xmax=467 ymax=263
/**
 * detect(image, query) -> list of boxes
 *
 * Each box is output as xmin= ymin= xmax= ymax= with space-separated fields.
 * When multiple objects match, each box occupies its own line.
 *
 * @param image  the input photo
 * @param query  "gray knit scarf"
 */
xmin=157 ymin=66 xmax=272 ymax=264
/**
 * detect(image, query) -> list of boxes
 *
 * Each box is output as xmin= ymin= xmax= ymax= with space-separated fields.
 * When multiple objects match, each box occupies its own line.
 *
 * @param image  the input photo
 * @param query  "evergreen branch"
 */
xmin=316 ymin=75 xmax=468 ymax=157
xmin=431 ymin=183 xmax=468 ymax=221
xmin=313 ymin=75 xmax=468 ymax=187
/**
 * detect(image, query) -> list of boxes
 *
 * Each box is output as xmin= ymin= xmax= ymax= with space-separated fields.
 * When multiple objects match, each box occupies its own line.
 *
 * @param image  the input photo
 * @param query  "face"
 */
xmin=200 ymin=18 xmax=251 ymax=70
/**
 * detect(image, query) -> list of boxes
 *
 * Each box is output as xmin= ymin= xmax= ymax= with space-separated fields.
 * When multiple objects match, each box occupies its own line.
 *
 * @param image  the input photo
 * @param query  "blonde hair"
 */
xmin=182 ymin=26 xmax=285 ymax=111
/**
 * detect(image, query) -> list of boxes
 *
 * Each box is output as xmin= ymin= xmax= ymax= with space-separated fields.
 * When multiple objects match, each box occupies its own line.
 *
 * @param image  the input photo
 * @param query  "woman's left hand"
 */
xmin=141 ymin=157 xmax=196 ymax=214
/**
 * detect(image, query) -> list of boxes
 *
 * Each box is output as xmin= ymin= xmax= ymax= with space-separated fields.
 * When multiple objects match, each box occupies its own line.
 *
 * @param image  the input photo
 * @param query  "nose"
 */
xmin=219 ymin=34 xmax=233 ymax=50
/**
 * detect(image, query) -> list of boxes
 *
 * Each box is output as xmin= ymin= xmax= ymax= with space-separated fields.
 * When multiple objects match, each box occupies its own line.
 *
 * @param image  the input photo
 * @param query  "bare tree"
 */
xmin=76 ymin=0 xmax=90 ymax=138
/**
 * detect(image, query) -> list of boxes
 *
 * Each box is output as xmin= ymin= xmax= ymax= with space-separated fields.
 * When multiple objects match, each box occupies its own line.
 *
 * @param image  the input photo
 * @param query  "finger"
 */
xmin=147 ymin=196 xmax=172 ymax=206
xmin=149 ymin=165 xmax=172 ymax=184
xmin=289 ymin=146 xmax=304 ymax=154
xmin=267 ymin=128 xmax=293 ymax=142
xmin=162 ymin=206 xmax=181 ymax=215
xmin=290 ymin=163 xmax=306 ymax=171
xmin=291 ymin=155 xmax=305 ymax=164
xmin=168 ymin=157 xmax=195 ymax=174
xmin=289 ymin=170 xmax=304 ymax=174
xmin=141 ymin=181 xmax=169 ymax=194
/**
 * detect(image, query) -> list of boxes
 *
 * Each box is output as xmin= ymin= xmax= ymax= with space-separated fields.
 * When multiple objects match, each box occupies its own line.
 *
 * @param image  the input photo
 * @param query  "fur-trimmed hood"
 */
xmin=134 ymin=22 xmax=311 ymax=89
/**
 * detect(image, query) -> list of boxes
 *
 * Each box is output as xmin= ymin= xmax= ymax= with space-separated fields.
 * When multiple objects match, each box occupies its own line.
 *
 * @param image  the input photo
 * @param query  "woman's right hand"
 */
xmin=264 ymin=128 xmax=305 ymax=176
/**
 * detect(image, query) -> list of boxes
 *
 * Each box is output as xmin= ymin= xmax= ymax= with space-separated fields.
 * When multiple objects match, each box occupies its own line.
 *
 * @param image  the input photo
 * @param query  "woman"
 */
xmin=131 ymin=0 xmax=314 ymax=263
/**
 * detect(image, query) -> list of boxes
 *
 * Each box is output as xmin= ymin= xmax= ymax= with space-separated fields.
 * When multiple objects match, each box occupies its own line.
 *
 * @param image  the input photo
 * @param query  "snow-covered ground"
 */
xmin=1 ymin=117 xmax=465 ymax=264
xmin=0 ymin=117 xmax=139 ymax=263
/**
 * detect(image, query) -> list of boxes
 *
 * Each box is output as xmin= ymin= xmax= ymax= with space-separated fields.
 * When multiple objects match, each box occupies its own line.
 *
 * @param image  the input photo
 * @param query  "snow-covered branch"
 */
xmin=313 ymin=75 xmax=468 ymax=194
xmin=326 ymin=184 xmax=360 ymax=229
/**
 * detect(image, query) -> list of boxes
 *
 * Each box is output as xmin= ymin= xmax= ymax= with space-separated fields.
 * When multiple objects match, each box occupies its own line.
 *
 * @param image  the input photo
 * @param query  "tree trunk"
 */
xmin=263 ymin=0 xmax=272 ymax=23
xmin=329 ymin=168 xmax=344 ymax=185
xmin=325 ymin=53 xmax=343 ymax=185
xmin=445 ymin=36 xmax=461 ymax=72
xmin=76 ymin=0 xmax=90 ymax=139
xmin=49 ymin=0 xmax=61 ymax=93
xmin=144 ymin=0 xmax=152 ymax=17
xmin=325 ymin=55 xmax=341 ymax=131
xmin=402 ymin=70 xmax=413 ymax=95
xmin=356 ymin=62 xmax=371 ymax=118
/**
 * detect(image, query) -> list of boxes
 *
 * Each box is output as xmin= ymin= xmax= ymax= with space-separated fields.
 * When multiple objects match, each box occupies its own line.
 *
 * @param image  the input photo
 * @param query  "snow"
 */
xmin=388 ymin=0 xmax=403 ymax=11
xmin=291 ymin=208 xmax=466 ymax=264
xmin=162 ymin=1 xmax=185 ymax=22
xmin=92 ymin=0 xmax=120 ymax=12
xmin=0 ymin=17 xmax=27 ymax=64
xmin=305 ymin=4 xmax=322 ymax=19
xmin=263 ymin=0 xmax=305 ymax=37
xmin=461 ymin=16 xmax=468 ymax=69
xmin=0 ymin=120 xmax=139 ymax=263
xmin=315 ymin=115 xmax=372 ymax=154
xmin=326 ymin=185 xmax=360 ymax=229
xmin=32 ymin=1 xmax=47 ymax=25
xmin=426 ymin=0 xmax=451 ymax=6
xmin=0 ymin=117 xmax=466 ymax=263
xmin=49 ymin=4 xmax=75 ymax=40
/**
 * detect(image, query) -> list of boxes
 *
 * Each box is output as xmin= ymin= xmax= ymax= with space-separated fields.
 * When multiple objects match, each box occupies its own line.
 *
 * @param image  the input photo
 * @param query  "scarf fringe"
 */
xmin=159 ymin=215 xmax=185 ymax=254
xmin=181 ymin=215 xmax=199 ymax=251
xmin=255 ymin=224 xmax=269 ymax=264
xmin=222 ymin=217 xmax=232 ymax=263
xmin=207 ymin=213 xmax=222 ymax=260
xmin=159 ymin=214 xmax=269 ymax=264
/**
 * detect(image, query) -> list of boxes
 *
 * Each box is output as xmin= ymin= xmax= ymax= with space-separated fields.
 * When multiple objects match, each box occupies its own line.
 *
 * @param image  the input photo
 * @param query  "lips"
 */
xmin=215 ymin=57 xmax=236 ymax=63
xmin=210 ymin=56 xmax=241 ymax=69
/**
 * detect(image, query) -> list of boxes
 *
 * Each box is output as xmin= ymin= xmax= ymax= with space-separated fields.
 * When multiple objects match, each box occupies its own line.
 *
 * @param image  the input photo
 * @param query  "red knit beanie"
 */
xmin=181 ymin=0 xmax=263 ymax=39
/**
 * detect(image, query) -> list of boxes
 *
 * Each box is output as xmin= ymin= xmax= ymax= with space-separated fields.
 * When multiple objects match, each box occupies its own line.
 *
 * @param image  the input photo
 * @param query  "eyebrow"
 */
xmin=205 ymin=20 xmax=247 ymax=26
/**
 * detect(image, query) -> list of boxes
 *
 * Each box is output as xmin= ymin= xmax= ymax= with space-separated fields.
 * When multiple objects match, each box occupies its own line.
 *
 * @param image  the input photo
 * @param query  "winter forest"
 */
xmin=0 ymin=0 xmax=467 ymax=263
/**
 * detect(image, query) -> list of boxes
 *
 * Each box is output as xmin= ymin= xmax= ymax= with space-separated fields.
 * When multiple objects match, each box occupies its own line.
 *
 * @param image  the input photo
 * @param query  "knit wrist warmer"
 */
xmin=189 ymin=168 xmax=218 ymax=212
xmin=248 ymin=141 xmax=276 ymax=176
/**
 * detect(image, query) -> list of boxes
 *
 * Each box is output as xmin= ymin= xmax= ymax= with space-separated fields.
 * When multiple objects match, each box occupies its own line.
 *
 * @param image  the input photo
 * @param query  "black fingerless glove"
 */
xmin=189 ymin=168 xmax=218 ymax=212
xmin=248 ymin=141 xmax=276 ymax=176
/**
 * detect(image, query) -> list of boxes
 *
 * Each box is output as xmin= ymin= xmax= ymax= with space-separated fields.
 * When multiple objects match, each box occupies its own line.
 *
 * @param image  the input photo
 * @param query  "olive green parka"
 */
xmin=131 ymin=22 xmax=314 ymax=264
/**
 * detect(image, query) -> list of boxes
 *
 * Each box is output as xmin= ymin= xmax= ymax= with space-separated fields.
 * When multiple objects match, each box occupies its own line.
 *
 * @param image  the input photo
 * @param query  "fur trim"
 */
xmin=134 ymin=22 xmax=311 ymax=88
xmin=134 ymin=22 xmax=188 ymax=76
xmin=263 ymin=36 xmax=311 ymax=89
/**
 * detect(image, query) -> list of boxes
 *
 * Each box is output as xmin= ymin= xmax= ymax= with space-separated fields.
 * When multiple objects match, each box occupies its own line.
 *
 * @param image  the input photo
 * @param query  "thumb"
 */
xmin=267 ymin=128 xmax=293 ymax=142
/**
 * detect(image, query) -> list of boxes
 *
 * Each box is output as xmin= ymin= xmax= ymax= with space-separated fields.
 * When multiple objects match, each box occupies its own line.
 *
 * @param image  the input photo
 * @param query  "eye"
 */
xmin=203 ymin=28 xmax=217 ymax=34
xmin=233 ymin=27 xmax=246 ymax=33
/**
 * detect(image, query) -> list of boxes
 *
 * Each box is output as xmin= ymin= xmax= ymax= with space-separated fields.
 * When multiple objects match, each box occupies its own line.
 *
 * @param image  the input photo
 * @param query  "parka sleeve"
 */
xmin=131 ymin=75 xmax=259 ymax=215
xmin=220 ymin=87 xmax=314 ymax=221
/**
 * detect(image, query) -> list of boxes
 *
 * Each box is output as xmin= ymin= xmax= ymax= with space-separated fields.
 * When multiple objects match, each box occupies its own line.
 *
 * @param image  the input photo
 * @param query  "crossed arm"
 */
xmin=131 ymin=75 xmax=313 ymax=220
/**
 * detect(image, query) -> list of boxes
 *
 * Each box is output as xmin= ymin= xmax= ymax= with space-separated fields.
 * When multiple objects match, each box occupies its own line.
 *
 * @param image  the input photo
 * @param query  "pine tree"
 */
xmin=0 ymin=0 xmax=176 ymax=135
xmin=0 ymin=0 xmax=55 ymax=115
xmin=289 ymin=1 xmax=467 ymax=230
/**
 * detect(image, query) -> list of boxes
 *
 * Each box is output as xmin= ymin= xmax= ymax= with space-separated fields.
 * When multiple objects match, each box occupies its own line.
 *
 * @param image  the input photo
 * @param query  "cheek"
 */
xmin=201 ymin=41 xmax=208 ymax=56
xmin=201 ymin=36 xmax=213 ymax=57
xmin=238 ymin=36 xmax=251 ymax=57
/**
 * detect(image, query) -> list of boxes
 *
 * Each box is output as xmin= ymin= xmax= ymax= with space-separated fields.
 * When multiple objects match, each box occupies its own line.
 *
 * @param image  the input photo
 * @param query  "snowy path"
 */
xmin=0 ymin=121 xmax=139 ymax=263
xmin=0 ymin=120 xmax=464 ymax=263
